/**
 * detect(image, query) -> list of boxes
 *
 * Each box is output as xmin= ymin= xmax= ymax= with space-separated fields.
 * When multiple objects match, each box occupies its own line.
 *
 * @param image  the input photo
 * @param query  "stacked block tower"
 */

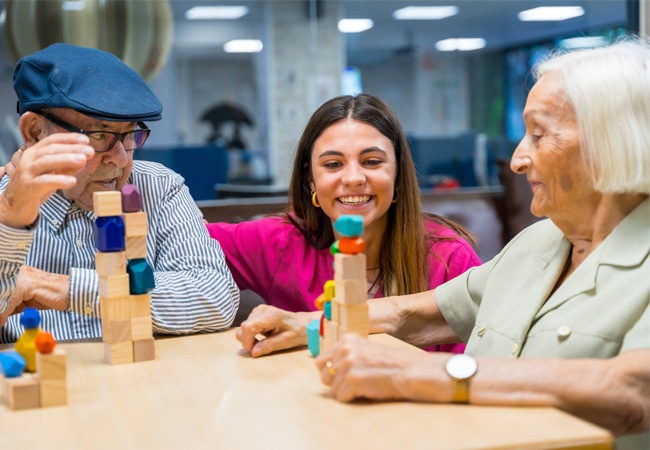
xmin=0 ymin=308 xmax=67 ymax=410
xmin=93 ymin=184 xmax=155 ymax=365
xmin=307 ymin=215 xmax=370 ymax=356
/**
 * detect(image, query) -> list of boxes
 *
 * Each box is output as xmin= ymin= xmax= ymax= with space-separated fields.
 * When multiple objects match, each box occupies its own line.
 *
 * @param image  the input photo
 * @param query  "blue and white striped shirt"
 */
xmin=0 ymin=160 xmax=240 ymax=343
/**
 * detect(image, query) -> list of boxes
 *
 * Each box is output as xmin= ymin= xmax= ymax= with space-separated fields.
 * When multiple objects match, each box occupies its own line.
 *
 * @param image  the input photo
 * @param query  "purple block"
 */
xmin=121 ymin=184 xmax=143 ymax=213
xmin=94 ymin=216 xmax=125 ymax=252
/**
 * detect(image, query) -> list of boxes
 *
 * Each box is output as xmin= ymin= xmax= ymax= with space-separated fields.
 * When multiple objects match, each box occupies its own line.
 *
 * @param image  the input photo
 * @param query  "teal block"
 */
xmin=127 ymin=258 xmax=155 ymax=294
xmin=334 ymin=215 xmax=363 ymax=237
xmin=306 ymin=319 xmax=321 ymax=357
xmin=324 ymin=301 xmax=332 ymax=320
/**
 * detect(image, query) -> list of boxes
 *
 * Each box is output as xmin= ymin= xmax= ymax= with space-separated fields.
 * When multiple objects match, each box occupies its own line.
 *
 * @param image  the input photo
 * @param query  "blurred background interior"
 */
xmin=0 ymin=0 xmax=647 ymax=265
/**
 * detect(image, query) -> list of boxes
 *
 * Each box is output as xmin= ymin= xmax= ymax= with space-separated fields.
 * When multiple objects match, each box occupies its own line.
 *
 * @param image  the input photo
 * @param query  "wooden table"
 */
xmin=0 ymin=330 xmax=612 ymax=450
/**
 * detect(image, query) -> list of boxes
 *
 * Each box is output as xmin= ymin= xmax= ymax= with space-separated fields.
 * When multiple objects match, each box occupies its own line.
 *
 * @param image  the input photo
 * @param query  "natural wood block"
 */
xmin=95 ymin=251 xmax=126 ymax=277
xmin=104 ymin=342 xmax=134 ymax=365
xmin=101 ymin=295 xmax=131 ymax=321
xmin=334 ymin=253 xmax=366 ymax=280
xmin=131 ymin=316 xmax=153 ymax=340
xmin=37 ymin=349 xmax=67 ymax=381
xmin=133 ymin=339 xmax=155 ymax=362
xmin=339 ymin=303 xmax=369 ymax=335
xmin=5 ymin=373 xmax=40 ymax=410
xmin=323 ymin=320 xmax=338 ymax=349
xmin=333 ymin=279 xmax=366 ymax=305
xmin=331 ymin=300 xmax=340 ymax=324
xmin=102 ymin=318 xmax=132 ymax=343
xmin=130 ymin=294 xmax=151 ymax=318
xmin=99 ymin=273 xmax=130 ymax=299
xmin=123 ymin=211 xmax=148 ymax=237
xmin=40 ymin=379 xmax=67 ymax=407
xmin=125 ymin=236 xmax=147 ymax=259
xmin=93 ymin=191 xmax=122 ymax=217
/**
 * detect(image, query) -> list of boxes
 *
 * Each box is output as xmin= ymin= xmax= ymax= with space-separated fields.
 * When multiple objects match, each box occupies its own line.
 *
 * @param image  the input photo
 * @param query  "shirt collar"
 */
xmin=39 ymin=191 xmax=93 ymax=231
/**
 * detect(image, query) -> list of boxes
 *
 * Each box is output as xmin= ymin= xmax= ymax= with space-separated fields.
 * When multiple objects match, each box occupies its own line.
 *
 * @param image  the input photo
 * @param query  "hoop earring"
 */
xmin=391 ymin=189 xmax=398 ymax=204
xmin=311 ymin=191 xmax=321 ymax=208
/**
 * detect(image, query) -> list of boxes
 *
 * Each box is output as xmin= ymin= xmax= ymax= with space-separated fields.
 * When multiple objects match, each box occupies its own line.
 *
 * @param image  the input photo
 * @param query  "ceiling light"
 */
xmin=560 ymin=36 xmax=606 ymax=49
xmin=224 ymin=40 xmax=263 ymax=53
xmin=518 ymin=6 xmax=584 ymax=21
xmin=435 ymin=38 xmax=486 ymax=52
xmin=393 ymin=6 xmax=458 ymax=20
xmin=185 ymin=6 xmax=249 ymax=20
xmin=338 ymin=19 xmax=374 ymax=33
xmin=62 ymin=1 xmax=86 ymax=11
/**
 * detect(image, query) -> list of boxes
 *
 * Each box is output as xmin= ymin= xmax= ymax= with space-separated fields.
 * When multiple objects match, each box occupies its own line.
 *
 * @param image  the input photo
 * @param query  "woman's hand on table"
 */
xmin=236 ymin=305 xmax=320 ymax=358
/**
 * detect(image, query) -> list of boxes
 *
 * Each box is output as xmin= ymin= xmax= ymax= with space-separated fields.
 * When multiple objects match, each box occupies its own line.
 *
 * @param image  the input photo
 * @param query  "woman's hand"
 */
xmin=236 ymin=304 xmax=320 ymax=357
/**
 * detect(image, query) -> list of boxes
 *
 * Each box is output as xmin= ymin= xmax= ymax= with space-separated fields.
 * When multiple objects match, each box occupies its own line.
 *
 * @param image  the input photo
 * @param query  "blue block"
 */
xmin=334 ymin=215 xmax=363 ymax=237
xmin=20 ymin=307 xmax=40 ymax=329
xmin=127 ymin=258 xmax=155 ymax=294
xmin=94 ymin=216 xmax=125 ymax=252
xmin=324 ymin=301 xmax=332 ymax=321
xmin=306 ymin=319 xmax=321 ymax=357
xmin=0 ymin=351 xmax=26 ymax=378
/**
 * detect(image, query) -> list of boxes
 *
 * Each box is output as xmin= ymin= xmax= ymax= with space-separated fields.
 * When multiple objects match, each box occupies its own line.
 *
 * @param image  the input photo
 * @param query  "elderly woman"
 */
xmin=239 ymin=38 xmax=649 ymax=447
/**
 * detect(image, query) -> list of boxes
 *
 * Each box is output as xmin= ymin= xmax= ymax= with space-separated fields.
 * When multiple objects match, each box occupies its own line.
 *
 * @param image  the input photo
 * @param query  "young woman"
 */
xmin=207 ymin=94 xmax=480 ymax=354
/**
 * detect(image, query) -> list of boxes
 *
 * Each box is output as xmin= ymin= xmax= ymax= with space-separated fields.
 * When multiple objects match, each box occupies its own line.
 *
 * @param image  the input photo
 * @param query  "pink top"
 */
xmin=207 ymin=217 xmax=481 ymax=353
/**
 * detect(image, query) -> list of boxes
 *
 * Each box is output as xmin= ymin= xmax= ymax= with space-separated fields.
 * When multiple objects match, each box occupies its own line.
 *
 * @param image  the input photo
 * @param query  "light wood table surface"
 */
xmin=0 ymin=329 xmax=613 ymax=450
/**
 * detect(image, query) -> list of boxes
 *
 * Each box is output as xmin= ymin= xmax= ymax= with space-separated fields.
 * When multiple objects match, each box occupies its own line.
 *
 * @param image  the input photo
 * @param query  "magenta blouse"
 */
xmin=207 ymin=217 xmax=481 ymax=353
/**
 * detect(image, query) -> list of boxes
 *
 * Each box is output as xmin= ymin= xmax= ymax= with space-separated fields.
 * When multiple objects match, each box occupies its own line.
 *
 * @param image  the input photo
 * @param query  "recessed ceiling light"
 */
xmin=518 ymin=6 xmax=584 ymax=21
xmin=338 ymin=19 xmax=374 ymax=33
xmin=224 ymin=40 xmax=264 ymax=53
xmin=62 ymin=1 xmax=86 ymax=11
xmin=560 ymin=36 xmax=606 ymax=49
xmin=185 ymin=6 xmax=249 ymax=20
xmin=435 ymin=38 xmax=486 ymax=52
xmin=393 ymin=6 xmax=458 ymax=20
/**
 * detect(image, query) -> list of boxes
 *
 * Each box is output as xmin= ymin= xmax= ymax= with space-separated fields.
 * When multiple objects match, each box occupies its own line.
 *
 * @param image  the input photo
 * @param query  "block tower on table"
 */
xmin=93 ymin=184 xmax=155 ymax=365
xmin=0 ymin=308 xmax=67 ymax=410
xmin=307 ymin=215 xmax=370 ymax=356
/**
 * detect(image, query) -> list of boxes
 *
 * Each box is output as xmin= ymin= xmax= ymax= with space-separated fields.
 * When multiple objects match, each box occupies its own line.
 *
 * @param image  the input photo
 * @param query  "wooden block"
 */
xmin=338 ymin=237 xmax=366 ymax=255
xmin=339 ymin=303 xmax=369 ymax=336
xmin=334 ymin=253 xmax=366 ymax=280
xmin=0 ymin=373 xmax=6 ymax=402
xmin=40 ymin=379 xmax=67 ymax=407
xmin=101 ymin=296 xmax=131 ymax=321
xmin=5 ymin=373 xmax=40 ymax=410
xmin=333 ymin=279 xmax=367 ymax=305
xmin=131 ymin=316 xmax=153 ymax=340
xmin=130 ymin=294 xmax=151 ymax=318
xmin=322 ymin=321 xmax=338 ymax=351
xmin=334 ymin=215 xmax=363 ymax=237
xmin=331 ymin=300 xmax=340 ymax=324
xmin=133 ymin=339 xmax=155 ymax=362
xmin=102 ymin=318 xmax=132 ymax=343
xmin=123 ymin=211 xmax=148 ymax=237
xmin=15 ymin=328 xmax=40 ymax=373
xmin=37 ymin=349 xmax=66 ymax=381
xmin=121 ymin=184 xmax=143 ymax=212
xmin=93 ymin=191 xmax=122 ymax=217
xmin=95 ymin=251 xmax=126 ymax=277
xmin=127 ymin=259 xmax=155 ymax=294
xmin=93 ymin=216 xmax=125 ymax=252
xmin=99 ymin=273 xmax=130 ymax=299
xmin=125 ymin=236 xmax=147 ymax=259
xmin=323 ymin=280 xmax=335 ymax=300
xmin=104 ymin=342 xmax=134 ymax=365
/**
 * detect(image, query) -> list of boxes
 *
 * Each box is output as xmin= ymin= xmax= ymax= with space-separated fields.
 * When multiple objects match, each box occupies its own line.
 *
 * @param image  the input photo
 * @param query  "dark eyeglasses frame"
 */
xmin=37 ymin=111 xmax=150 ymax=152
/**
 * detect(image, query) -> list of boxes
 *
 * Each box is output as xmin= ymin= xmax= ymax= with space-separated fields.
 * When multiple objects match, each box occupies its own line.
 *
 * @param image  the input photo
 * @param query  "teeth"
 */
xmin=339 ymin=195 xmax=370 ymax=204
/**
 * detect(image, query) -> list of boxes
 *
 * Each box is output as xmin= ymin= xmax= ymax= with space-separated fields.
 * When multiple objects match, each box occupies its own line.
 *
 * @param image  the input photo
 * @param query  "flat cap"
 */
xmin=13 ymin=43 xmax=162 ymax=122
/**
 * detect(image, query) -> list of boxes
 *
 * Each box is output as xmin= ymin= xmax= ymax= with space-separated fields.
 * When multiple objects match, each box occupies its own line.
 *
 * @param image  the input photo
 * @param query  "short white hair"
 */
xmin=535 ymin=36 xmax=650 ymax=194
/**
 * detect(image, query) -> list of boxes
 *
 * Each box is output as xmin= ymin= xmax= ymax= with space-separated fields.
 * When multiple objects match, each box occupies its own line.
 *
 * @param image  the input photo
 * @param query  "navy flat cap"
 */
xmin=13 ymin=43 xmax=162 ymax=122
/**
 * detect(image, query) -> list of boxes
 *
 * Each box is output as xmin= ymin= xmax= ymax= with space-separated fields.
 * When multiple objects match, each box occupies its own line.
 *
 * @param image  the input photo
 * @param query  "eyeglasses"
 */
xmin=38 ymin=111 xmax=150 ymax=152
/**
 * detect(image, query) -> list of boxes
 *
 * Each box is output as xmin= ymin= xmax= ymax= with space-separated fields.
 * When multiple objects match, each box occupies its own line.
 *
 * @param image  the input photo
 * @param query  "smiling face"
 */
xmin=510 ymin=71 xmax=599 ymax=221
xmin=310 ymin=118 xmax=397 ymax=239
xmin=42 ymin=109 xmax=136 ymax=211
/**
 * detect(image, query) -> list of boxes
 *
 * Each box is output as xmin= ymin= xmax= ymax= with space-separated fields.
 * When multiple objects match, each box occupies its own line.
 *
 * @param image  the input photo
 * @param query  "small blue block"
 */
xmin=20 ymin=307 xmax=41 ymax=329
xmin=324 ymin=301 xmax=332 ymax=321
xmin=127 ymin=258 xmax=155 ymax=294
xmin=0 ymin=351 xmax=26 ymax=378
xmin=306 ymin=319 xmax=321 ymax=357
xmin=94 ymin=216 xmax=125 ymax=252
xmin=334 ymin=215 xmax=363 ymax=237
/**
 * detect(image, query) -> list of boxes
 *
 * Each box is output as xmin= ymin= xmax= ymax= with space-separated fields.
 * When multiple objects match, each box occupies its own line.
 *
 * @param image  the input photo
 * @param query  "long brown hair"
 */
xmin=285 ymin=94 xmax=471 ymax=296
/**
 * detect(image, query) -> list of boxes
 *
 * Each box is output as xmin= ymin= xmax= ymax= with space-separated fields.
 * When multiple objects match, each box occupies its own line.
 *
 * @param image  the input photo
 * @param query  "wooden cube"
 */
xmin=123 ymin=212 xmax=148 ymax=237
xmin=5 ymin=373 xmax=40 ymax=410
xmin=37 ymin=349 xmax=67 ymax=381
xmin=102 ymin=318 xmax=132 ymax=343
xmin=99 ymin=274 xmax=130 ymax=299
xmin=93 ymin=191 xmax=122 ymax=217
xmin=333 ymin=279 xmax=367 ymax=305
xmin=95 ymin=251 xmax=126 ymax=277
xmin=101 ymin=296 xmax=131 ymax=321
xmin=125 ymin=236 xmax=147 ymax=259
xmin=40 ymin=379 xmax=67 ymax=407
xmin=104 ymin=342 xmax=134 ymax=365
xmin=130 ymin=294 xmax=152 ymax=318
xmin=339 ymin=303 xmax=369 ymax=336
xmin=133 ymin=339 xmax=155 ymax=362
xmin=131 ymin=316 xmax=153 ymax=340
xmin=334 ymin=253 xmax=366 ymax=280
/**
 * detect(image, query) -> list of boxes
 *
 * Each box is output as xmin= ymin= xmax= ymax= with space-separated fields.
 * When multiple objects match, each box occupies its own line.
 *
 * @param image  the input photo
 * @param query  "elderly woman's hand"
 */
xmin=236 ymin=304 xmax=320 ymax=358
xmin=315 ymin=333 xmax=454 ymax=403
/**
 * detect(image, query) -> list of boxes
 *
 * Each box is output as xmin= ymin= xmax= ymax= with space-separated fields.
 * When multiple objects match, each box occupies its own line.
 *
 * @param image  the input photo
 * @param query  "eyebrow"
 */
xmin=317 ymin=147 xmax=388 ymax=158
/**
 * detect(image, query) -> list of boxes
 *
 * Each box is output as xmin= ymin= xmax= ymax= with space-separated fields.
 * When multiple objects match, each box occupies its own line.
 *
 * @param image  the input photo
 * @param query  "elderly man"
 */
xmin=0 ymin=43 xmax=239 ymax=342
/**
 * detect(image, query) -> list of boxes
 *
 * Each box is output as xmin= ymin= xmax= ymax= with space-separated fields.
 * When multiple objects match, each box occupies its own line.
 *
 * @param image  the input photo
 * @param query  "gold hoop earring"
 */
xmin=311 ymin=191 xmax=321 ymax=208
xmin=391 ymin=189 xmax=398 ymax=204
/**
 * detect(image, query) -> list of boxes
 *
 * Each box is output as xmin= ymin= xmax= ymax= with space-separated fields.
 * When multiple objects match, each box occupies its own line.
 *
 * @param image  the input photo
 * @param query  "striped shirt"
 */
xmin=0 ymin=160 xmax=240 ymax=343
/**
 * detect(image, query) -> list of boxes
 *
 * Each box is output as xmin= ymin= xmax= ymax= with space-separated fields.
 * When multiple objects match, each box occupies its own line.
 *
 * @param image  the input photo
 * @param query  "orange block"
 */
xmin=338 ymin=237 xmax=366 ymax=254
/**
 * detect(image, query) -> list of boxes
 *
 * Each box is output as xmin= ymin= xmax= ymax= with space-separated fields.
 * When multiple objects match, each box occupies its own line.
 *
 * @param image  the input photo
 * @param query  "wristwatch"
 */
xmin=445 ymin=354 xmax=478 ymax=403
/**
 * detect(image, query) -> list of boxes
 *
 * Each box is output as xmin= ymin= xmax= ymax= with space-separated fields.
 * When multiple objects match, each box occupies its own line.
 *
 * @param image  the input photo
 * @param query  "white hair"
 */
xmin=535 ymin=36 xmax=650 ymax=194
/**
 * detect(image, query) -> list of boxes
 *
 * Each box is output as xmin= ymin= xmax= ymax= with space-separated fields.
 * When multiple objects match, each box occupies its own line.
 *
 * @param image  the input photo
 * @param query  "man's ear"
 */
xmin=18 ymin=112 xmax=44 ymax=146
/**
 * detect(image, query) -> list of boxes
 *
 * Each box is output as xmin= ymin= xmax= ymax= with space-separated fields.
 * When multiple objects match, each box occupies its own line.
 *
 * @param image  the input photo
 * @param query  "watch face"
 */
xmin=445 ymin=354 xmax=478 ymax=379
